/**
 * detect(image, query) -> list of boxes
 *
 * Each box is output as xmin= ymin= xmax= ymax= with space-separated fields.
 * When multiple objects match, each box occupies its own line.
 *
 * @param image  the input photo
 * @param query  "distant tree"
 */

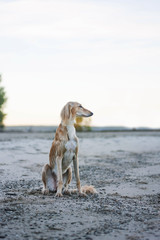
xmin=75 ymin=116 xmax=92 ymax=132
xmin=0 ymin=75 xmax=7 ymax=128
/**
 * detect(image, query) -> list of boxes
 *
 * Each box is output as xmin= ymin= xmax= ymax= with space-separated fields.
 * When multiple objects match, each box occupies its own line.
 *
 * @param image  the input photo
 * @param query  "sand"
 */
xmin=0 ymin=131 xmax=160 ymax=240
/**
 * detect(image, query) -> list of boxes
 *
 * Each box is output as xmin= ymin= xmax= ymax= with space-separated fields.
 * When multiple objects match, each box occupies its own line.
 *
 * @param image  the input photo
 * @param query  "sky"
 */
xmin=0 ymin=0 xmax=160 ymax=127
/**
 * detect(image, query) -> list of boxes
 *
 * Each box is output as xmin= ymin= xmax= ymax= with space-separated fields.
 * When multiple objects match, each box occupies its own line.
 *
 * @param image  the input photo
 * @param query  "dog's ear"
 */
xmin=61 ymin=102 xmax=71 ymax=123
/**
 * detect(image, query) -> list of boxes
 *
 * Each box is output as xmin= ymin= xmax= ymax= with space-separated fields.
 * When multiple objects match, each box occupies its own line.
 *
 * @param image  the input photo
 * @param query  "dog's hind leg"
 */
xmin=42 ymin=164 xmax=57 ymax=194
xmin=63 ymin=167 xmax=72 ymax=195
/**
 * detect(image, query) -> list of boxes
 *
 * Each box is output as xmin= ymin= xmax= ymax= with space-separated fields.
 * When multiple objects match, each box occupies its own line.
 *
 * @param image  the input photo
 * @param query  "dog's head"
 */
xmin=61 ymin=102 xmax=93 ymax=125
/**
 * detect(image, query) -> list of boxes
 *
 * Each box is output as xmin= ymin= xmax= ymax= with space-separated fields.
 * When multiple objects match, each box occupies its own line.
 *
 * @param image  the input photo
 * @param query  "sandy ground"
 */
xmin=0 ymin=131 xmax=160 ymax=240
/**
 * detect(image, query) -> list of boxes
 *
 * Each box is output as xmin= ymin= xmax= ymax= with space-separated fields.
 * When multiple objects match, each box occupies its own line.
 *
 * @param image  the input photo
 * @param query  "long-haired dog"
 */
xmin=42 ymin=102 xmax=97 ymax=197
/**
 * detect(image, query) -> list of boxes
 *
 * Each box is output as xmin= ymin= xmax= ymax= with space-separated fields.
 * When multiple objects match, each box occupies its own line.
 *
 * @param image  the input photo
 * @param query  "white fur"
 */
xmin=62 ymin=125 xmax=77 ymax=173
xmin=67 ymin=125 xmax=76 ymax=139
xmin=62 ymin=150 xmax=75 ymax=173
xmin=65 ymin=140 xmax=77 ymax=151
xmin=47 ymin=175 xmax=55 ymax=191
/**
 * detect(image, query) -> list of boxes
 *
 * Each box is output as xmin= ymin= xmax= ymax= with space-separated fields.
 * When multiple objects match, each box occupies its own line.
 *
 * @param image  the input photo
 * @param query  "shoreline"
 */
xmin=1 ymin=125 xmax=160 ymax=134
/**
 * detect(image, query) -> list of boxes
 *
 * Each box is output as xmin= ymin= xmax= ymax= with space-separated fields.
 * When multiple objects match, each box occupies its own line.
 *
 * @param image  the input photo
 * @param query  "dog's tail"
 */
xmin=70 ymin=185 xmax=97 ymax=194
xmin=81 ymin=185 xmax=97 ymax=194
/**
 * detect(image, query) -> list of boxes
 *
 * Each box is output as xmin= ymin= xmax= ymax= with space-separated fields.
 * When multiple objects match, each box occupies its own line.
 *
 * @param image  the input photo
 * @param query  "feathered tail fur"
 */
xmin=70 ymin=185 xmax=97 ymax=194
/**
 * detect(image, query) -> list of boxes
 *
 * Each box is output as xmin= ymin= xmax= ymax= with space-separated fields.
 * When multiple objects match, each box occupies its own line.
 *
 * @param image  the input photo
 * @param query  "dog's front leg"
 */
xmin=73 ymin=156 xmax=86 ymax=197
xmin=55 ymin=156 xmax=63 ymax=197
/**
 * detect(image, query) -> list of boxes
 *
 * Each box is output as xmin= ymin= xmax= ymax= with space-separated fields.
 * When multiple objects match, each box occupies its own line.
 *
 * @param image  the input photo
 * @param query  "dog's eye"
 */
xmin=79 ymin=105 xmax=83 ymax=108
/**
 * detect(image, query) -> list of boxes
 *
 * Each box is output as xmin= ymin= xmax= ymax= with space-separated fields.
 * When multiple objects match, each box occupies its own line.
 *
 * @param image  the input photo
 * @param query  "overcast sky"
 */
xmin=0 ymin=0 xmax=160 ymax=127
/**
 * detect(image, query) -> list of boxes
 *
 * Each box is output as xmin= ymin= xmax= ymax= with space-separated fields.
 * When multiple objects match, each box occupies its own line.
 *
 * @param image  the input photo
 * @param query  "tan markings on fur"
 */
xmin=42 ymin=164 xmax=57 ymax=194
xmin=42 ymin=164 xmax=49 ymax=189
xmin=81 ymin=185 xmax=97 ymax=194
xmin=69 ymin=185 xmax=97 ymax=194
xmin=77 ymin=107 xmax=92 ymax=116
xmin=73 ymin=154 xmax=82 ymax=194
xmin=56 ymin=156 xmax=63 ymax=196
xmin=61 ymin=103 xmax=72 ymax=125
xmin=63 ymin=167 xmax=72 ymax=194
xmin=66 ymin=167 xmax=72 ymax=185
xmin=42 ymin=101 xmax=96 ymax=196
xmin=74 ymin=146 xmax=82 ymax=192
xmin=71 ymin=107 xmax=77 ymax=119
xmin=49 ymin=124 xmax=68 ymax=169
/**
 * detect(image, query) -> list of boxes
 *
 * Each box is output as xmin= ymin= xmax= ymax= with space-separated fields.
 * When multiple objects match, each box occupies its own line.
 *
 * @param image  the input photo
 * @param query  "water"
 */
xmin=2 ymin=125 xmax=160 ymax=133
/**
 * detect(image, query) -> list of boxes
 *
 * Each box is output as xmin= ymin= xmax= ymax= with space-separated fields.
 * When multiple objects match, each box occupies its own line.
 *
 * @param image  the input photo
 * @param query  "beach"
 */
xmin=0 ymin=131 xmax=160 ymax=240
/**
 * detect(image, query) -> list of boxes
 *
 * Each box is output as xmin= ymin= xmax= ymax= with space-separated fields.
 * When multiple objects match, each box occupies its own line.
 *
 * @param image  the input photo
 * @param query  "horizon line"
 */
xmin=3 ymin=125 xmax=160 ymax=130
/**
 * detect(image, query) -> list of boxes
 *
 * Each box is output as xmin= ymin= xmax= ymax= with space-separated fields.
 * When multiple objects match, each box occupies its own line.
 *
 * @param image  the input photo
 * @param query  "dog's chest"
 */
xmin=62 ymin=126 xmax=77 ymax=172
xmin=63 ymin=140 xmax=77 ymax=165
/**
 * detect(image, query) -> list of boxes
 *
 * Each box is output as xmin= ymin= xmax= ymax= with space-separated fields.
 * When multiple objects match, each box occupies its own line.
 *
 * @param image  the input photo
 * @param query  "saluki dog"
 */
xmin=42 ymin=101 xmax=97 ymax=197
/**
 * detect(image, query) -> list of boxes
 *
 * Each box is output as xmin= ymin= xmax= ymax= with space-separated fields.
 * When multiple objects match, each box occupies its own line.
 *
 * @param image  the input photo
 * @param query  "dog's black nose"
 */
xmin=90 ymin=112 xmax=93 ymax=116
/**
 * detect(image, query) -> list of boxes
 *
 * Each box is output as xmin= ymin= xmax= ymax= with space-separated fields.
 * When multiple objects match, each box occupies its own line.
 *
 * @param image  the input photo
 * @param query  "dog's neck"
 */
xmin=66 ymin=124 xmax=76 ymax=140
xmin=61 ymin=118 xmax=75 ymax=126
xmin=61 ymin=118 xmax=76 ymax=139
xmin=61 ymin=119 xmax=76 ymax=140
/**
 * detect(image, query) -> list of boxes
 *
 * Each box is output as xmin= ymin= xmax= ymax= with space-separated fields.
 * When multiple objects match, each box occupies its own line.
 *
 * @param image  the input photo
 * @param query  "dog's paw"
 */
xmin=55 ymin=192 xmax=63 ymax=197
xmin=42 ymin=189 xmax=49 ymax=195
xmin=63 ymin=189 xmax=71 ymax=195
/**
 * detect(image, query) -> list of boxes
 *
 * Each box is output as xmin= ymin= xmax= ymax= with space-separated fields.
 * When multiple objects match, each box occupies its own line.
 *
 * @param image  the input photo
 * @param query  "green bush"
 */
xmin=75 ymin=116 xmax=92 ymax=132
xmin=0 ymin=75 xmax=7 ymax=128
